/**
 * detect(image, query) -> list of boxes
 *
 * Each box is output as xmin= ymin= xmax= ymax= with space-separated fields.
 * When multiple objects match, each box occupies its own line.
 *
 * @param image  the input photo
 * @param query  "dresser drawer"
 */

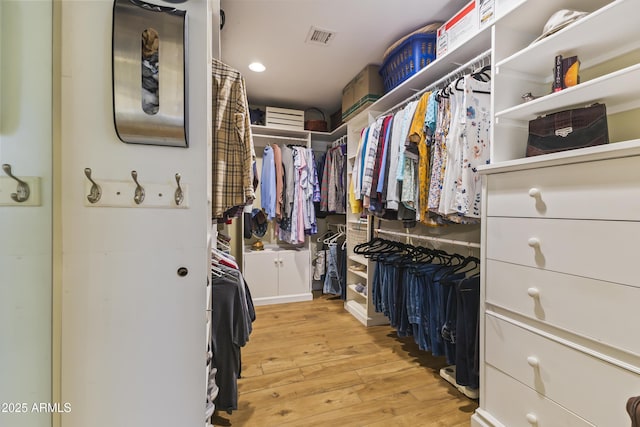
xmin=486 ymin=217 xmax=639 ymax=287
xmin=485 ymin=314 xmax=640 ymax=427
xmin=485 ymin=156 xmax=640 ymax=220
xmin=485 ymin=365 xmax=593 ymax=427
xmin=486 ymin=259 xmax=640 ymax=357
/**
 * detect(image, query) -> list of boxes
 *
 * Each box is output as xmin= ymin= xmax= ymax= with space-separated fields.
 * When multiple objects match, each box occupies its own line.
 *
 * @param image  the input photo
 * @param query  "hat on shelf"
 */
xmin=532 ymin=9 xmax=588 ymax=44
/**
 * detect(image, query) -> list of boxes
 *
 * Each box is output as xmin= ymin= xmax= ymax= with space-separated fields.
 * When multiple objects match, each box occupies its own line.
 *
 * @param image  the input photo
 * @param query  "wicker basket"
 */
xmin=304 ymin=107 xmax=328 ymax=132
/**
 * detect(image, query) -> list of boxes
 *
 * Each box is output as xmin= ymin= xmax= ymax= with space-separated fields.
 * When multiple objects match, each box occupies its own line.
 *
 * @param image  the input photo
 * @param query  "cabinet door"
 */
xmin=243 ymin=252 xmax=279 ymax=299
xmin=278 ymin=250 xmax=310 ymax=296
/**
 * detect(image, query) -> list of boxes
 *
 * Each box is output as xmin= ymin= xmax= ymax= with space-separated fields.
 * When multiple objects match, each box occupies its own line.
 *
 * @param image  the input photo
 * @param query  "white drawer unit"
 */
xmin=486 ymin=259 xmax=640 ymax=358
xmin=486 ymin=217 xmax=640 ymax=287
xmin=485 ymin=314 xmax=639 ymax=427
xmin=475 ymin=145 xmax=640 ymax=427
xmin=484 ymin=365 xmax=593 ymax=427
xmin=471 ymin=1 xmax=640 ymax=427
xmin=485 ymin=155 xmax=640 ymax=220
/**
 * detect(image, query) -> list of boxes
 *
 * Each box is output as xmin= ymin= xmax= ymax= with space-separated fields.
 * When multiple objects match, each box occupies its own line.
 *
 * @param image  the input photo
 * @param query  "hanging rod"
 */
xmin=374 ymin=228 xmax=481 ymax=249
xmin=252 ymin=133 xmax=308 ymax=143
xmin=377 ymin=48 xmax=492 ymax=118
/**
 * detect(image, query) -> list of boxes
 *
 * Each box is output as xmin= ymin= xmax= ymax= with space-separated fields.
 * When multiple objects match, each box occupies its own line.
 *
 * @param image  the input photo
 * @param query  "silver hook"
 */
xmin=84 ymin=168 xmax=102 ymax=204
xmin=2 ymin=164 xmax=30 ymax=203
xmin=131 ymin=170 xmax=145 ymax=204
xmin=174 ymin=173 xmax=184 ymax=206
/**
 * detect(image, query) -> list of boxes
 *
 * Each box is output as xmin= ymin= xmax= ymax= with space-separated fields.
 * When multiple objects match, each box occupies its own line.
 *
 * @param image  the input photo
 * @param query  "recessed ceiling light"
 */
xmin=248 ymin=62 xmax=266 ymax=72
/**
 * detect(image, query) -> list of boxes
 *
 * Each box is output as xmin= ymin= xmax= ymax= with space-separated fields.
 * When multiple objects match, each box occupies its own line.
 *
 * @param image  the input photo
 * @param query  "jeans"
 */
xmin=407 ymin=263 xmax=441 ymax=351
xmin=323 ymin=243 xmax=341 ymax=295
xmin=455 ymin=274 xmax=480 ymax=388
xmin=440 ymin=272 xmax=465 ymax=366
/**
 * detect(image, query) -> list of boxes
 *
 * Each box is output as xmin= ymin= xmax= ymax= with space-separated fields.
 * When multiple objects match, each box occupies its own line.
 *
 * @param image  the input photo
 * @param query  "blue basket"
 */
xmin=379 ymin=33 xmax=437 ymax=93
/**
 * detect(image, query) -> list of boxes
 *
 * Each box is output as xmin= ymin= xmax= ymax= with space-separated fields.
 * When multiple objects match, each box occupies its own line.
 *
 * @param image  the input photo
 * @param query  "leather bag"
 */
xmin=526 ymin=103 xmax=609 ymax=157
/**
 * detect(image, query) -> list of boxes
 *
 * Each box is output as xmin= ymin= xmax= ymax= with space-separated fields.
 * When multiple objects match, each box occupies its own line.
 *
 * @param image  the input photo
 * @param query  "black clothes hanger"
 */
xmin=472 ymin=65 xmax=491 ymax=82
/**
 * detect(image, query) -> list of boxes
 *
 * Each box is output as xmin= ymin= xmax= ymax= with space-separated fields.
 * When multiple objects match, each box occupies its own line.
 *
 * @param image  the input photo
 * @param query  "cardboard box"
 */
xmin=341 ymin=64 xmax=383 ymax=122
xmin=436 ymin=0 xmax=480 ymax=58
xmin=265 ymin=107 xmax=305 ymax=130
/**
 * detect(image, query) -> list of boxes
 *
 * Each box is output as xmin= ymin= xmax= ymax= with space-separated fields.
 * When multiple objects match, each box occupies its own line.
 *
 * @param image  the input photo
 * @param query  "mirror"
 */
xmin=0 ymin=1 xmax=53 ymax=426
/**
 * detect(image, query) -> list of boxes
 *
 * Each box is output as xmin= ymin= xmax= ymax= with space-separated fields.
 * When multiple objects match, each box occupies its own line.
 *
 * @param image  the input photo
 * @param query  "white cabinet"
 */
xmin=243 ymin=248 xmax=311 ymax=306
xmin=474 ymin=2 xmax=640 ymax=426
xmin=476 ymin=147 xmax=640 ymax=427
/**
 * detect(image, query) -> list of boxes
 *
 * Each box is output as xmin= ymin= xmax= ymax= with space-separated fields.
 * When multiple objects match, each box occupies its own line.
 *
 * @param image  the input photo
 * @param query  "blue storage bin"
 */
xmin=379 ymin=32 xmax=437 ymax=93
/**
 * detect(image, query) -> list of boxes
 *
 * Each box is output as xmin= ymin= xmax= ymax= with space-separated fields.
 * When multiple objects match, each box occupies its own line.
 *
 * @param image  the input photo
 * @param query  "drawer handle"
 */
xmin=527 ymin=237 xmax=540 ymax=248
xmin=525 ymin=413 xmax=538 ymax=424
xmin=527 ymin=287 xmax=540 ymax=298
xmin=528 ymin=188 xmax=541 ymax=198
xmin=527 ymin=356 xmax=540 ymax=368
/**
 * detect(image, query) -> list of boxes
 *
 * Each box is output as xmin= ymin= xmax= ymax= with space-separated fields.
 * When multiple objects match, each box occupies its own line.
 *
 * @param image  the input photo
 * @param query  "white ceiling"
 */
xmin=219 ymin=0 xmax=470 ymax=117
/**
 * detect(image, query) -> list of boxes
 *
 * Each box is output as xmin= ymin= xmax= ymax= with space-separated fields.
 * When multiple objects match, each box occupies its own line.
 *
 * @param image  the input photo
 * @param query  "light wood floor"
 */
xmin=212 ymin=293 xmax=478 ymax=427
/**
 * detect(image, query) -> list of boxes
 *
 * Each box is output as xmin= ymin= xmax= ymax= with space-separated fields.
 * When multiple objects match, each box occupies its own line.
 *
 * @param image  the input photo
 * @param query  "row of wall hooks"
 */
xmin=83 ymin=168 xmax=188 ymax=209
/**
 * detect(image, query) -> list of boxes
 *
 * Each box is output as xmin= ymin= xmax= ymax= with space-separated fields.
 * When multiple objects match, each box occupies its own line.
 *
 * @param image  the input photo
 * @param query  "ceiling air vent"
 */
xmin=305 ymin=26 xmax=336 ymax=46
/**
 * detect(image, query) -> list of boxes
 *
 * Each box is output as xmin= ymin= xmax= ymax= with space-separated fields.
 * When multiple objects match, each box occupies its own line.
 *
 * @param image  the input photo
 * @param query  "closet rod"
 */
xmin=377 ymin=48 xmax=492 ymax=119
xmin=374 ymin=228 xmax=481 ymax=249
xmin=253 ymin=133 xmax=309 ymax=143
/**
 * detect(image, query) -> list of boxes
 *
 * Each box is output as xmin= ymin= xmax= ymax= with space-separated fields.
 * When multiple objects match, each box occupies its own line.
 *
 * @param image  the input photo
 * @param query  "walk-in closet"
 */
xmin=4 ymin=1 xmax=639 ymax=427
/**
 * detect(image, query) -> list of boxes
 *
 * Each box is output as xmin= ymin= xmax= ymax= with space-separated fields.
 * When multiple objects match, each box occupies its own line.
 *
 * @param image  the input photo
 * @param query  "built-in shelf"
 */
xmin=348 ymin=267 xmax=368 ymax=280
xmin=361 ymin=24 xmax=492 ymax=116
xmin=496 ymin=0 xmax=637 ymax=77
xmin=348 ymin=254 xmax=368 ymax=265
xmin=250 ymin=122 xmax=347 ymax=141
xmin=496 ymin=62 xmax=640 ymax=122
xmin=348 ymin=283 xmax=367 ymax=299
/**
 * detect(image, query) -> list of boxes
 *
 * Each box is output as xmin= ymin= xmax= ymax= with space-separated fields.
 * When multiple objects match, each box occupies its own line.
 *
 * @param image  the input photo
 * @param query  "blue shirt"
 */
xmin=260 ymin=145 xmax=277 ymax=220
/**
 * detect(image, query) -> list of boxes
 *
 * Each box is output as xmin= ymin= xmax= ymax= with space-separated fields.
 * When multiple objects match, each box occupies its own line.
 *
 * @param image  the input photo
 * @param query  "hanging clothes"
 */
xmin=351 ymin=65 xmax=491 ymax=225
xmin=355 ymin=238 xmax=479 ymax=376
xmin=320 ymin=141 xmax=347 ymax=214
xmin=211 ymin=58 xmax=255 ymax=220
xmin=210 ymin=262 xmax=255 ymax=414
xmin=260 ymin=145 xmax=276 ymax=220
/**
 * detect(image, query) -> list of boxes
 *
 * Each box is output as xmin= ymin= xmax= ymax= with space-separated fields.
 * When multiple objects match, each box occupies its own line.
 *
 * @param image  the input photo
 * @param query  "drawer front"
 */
xmin=486 ymin=259 xmax=640 ymax=357
xmin=486 ymin=217 xmax=639 ymax=287
xmin=485 ymin=314 xmax=640 ymax=427
xmin=485 ymin=365 xmax=593 ymax=427
xmin=485 ymin=156 xmax=640 ymax=220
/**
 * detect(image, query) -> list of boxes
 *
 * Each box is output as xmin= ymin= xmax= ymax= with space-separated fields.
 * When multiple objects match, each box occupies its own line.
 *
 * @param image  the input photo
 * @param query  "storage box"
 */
xmin=265 ymin=107 xmax=305 ymax=130
xmin=436 ymin=0 xmax=480 ymax=58
xmin=379 ymin=33 xmax=437 ymax=93
xmin=342 ymin=64 xmax=383 ymax=122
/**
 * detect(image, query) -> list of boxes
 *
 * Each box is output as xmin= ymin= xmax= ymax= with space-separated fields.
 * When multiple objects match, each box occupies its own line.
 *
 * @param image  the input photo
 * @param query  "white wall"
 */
xmin=0 ymin=1 xmax=53 ymax=426
xmin=59 ymin=0 xmax=214 ymax=425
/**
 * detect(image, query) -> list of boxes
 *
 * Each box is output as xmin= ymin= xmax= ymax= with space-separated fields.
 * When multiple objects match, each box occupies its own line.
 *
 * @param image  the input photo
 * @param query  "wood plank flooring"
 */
xmin=212 ymin=293 xmax=477 ymax=426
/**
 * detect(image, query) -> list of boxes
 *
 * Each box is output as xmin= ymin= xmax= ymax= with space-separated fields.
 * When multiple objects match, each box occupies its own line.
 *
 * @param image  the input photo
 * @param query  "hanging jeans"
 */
xmin=323 ymin=243 xmax=341 ymax=295
xmin=407 ymin=263 xmax=443 ymax=351
xmin=455 ymin=274 xmax=480 ymax=389
xmin=441 ymin=272 xmax=465 ymax=366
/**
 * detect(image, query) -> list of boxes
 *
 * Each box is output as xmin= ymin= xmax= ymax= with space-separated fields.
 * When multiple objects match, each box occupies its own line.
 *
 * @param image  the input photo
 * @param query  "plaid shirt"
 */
xmin=211 ymin=59 xmax=255 ymax=219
